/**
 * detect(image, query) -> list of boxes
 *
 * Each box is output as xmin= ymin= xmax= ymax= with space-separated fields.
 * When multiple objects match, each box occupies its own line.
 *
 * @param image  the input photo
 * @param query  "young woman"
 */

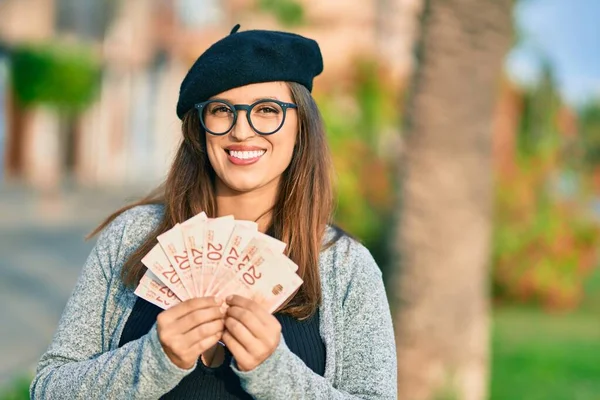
xmin=31 ymin=25 xmax=397 ymax=399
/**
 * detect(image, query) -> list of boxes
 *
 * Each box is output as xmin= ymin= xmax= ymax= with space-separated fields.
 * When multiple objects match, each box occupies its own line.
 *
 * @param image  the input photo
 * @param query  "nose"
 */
xmin=229 ymin=110 xmax=256 ymax=141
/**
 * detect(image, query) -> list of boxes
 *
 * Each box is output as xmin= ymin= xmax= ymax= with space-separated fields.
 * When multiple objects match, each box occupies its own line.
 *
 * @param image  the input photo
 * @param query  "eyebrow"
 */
xmin=211 ymin=96 xmax=282 ymax=103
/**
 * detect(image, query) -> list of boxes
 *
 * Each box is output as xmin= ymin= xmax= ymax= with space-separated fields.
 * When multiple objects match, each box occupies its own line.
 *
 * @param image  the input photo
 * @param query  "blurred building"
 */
xmin=0 ymin=0 xmax=421 ymax=190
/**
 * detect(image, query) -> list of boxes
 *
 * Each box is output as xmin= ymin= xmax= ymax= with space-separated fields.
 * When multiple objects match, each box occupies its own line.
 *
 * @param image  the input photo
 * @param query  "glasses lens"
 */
xmin=250 ymin=101 xmax=285 ymax=134
xmin=202 ymin=101 xmax=235 ymax=134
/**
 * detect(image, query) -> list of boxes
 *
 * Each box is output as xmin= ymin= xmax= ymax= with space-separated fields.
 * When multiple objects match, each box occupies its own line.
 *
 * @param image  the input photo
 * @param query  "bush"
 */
xmin=493 ymin=64 xmax=600 ymax=310
xmin=258 ymin=0 xmax=305 ymax=27
xmin=492 ymin=160 xmax=600 ymax=309
xmin=316 ymin=60 xmax=399 ymax=272
xmin=10 ymin=42 xmax=101 ymax=112
xmin=578 ymin=102 xmax=600 ymax=166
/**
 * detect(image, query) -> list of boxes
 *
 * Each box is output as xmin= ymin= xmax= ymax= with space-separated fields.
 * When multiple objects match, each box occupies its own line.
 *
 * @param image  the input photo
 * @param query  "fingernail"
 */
xmin=226 ymin=295 xmax=233 ymax=302
xmin=214 ymin=296 xmax=222 ymax=304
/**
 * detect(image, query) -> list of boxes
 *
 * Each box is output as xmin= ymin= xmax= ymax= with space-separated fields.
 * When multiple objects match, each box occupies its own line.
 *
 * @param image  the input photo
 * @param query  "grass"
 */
xmin=491 ymin=308 xmax=600 ymax=400
xmin=491 ymin=269 xmax=600 ymax=400
xmin=0 ymin=376 xmax=30 ymax=400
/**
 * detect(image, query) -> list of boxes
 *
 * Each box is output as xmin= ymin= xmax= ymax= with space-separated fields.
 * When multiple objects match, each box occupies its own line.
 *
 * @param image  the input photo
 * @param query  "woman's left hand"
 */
xmin=222 ymin=295 xmax=281 ymax=372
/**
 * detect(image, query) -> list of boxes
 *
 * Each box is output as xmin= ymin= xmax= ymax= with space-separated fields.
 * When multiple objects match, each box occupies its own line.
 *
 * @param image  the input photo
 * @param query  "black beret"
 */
xmin=176 ymin=24 xmax=323 ymax=119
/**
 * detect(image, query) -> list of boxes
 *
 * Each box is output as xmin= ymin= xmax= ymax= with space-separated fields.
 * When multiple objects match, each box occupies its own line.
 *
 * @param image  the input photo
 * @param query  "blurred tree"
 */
xmin=516 ymin=62 xmax=562 ymax=161
xmin=257 ymin=0 xmax=305 ymax=27
xmin=579 ymin=100 xmax=600 ymax=184
xmin=318 ymin=60 xmax=398 ymax=275
xmin=10 ymin=43 xmax=100 ymax=111
xmin=491 ymin=50 xmax=600 ymax=311
xmin=391 ymin=1 xmax=512 ymax=399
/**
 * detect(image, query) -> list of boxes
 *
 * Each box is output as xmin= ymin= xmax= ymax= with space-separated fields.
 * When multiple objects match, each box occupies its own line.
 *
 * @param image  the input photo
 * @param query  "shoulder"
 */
xmin=94 ymin=204 xmax=164 ymax=274
xmin=322 ymin=225 xmax=380 ymax=270
xmin=320 ymin=226 xmax=382 ymax=294
xmin=98 ymin=204 xmax=164 ymax=244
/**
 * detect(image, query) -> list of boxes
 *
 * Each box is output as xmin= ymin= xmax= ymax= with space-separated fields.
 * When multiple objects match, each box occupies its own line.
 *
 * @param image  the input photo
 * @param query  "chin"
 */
xmin=222 ymin=178 xmax=266 ymax=193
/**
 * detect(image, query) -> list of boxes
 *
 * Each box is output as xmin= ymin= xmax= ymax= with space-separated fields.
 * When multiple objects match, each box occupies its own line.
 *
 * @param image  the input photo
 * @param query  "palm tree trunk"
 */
xmin=392 ymin=1 xmax=512 ymax=399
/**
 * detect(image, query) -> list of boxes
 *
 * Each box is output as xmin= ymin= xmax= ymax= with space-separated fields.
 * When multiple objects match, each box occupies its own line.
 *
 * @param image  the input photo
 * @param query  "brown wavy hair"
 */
xmin=88 ymin=82 xmax=334 ymax=319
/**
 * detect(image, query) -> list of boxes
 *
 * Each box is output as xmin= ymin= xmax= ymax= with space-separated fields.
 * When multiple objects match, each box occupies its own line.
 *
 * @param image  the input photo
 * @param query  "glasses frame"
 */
xmin=195 ymin=98 xmax=298 ymax=136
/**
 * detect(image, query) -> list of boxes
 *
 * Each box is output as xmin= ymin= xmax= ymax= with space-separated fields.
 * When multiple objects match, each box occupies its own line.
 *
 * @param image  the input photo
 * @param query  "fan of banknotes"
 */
xmin=134 ymin=212 xmax=303 ymax=314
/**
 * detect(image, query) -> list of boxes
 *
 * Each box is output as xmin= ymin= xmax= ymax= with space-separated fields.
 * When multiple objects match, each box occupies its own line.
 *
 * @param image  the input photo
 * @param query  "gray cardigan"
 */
xmin=30 ymin=205 xmax=397 ymax=399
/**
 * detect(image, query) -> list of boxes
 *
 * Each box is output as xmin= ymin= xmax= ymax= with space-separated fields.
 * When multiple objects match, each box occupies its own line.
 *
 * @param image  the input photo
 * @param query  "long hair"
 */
xmin=88 ymin=82 xmax=334 ymax=319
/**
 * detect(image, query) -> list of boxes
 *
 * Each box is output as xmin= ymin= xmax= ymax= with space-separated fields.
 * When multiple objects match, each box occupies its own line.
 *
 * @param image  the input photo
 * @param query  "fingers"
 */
xmin=156 ymin=297 xmax=227 ymax=370
xmin=226 ymin=305 xmax=266 ymax=340
xmin=225 ymin=295 xmax=259 ymax=311
xmin=157 ymin=317 xmax=224 ymax=370
xmin=170 ymin=332 xmax=222 ymax=369
xmin=224 ymin=313 xmax=259 ymax=351
xmin=226 ymin=295 xmax=272 ymax=326
xmin=191 ymin=333 xmax=223 ymax=360
xmin=173 ymin=306 xmax=225 ymax=334
xmin=222 ymin=330 xmax=250 ymax=362
xmin=187 ymin=318 xmax=225 ymax=345
xmin=158 ymin=296 xmax=223 ymax=323
xmin=222 ymin=296 xmax=282 ymax=372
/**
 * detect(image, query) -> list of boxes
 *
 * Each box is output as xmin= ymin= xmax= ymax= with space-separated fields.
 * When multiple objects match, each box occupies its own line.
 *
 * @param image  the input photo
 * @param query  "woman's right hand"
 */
xmin=156 ymin=296 xmax=225 ymax=369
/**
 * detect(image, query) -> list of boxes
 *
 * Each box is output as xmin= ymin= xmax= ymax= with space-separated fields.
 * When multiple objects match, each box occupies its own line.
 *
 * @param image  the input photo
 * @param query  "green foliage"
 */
xmin=493 ymin=60 xmax=600 ymax=310
xmin=491 ymin=307 xmax=600 ymax=400
xmin=516 ymin=62 xmax=561 ymax=160
xmin=316 ymin=60 xmax=399 ymax=271
xmin=0 ymin=376 xmax=30 ymax=400
xmin=354 ymin=61 xmax=398 ymax=147
xmin=578 ymin=100 xmax=600 ymax=169
xmin=10 ymin=42 xmax=101 ymax=112
xmin=258 ymin=0 xmax=305 ymax=27
xmin=493 ymin=157 xmax=600 ymax=309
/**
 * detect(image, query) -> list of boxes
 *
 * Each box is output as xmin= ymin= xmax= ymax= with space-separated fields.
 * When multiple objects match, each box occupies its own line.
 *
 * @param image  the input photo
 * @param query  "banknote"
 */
xmin=209 ymin=231 xmax=287 ymax=295
xmin=218 ymin=244 xmax=302 ymax=312
xmin=157 ymin=223 xmax=195 ymax=298
xmin=181 ymin=212 xmax=208 ymax=296
xmin=141 ymin=244 xmax=189 ymax=301
xmin=136 ymin=270 xmax=182 ymax=309
xmin=204 ymin=221 xmax=258 ymax=296
xmin=201 ymin=216 xmax=235 ymax=295
xmin=135 ymin=215 xmax=302 ymax=315
xmin=241 ymin=242 xmax=301 ymax=312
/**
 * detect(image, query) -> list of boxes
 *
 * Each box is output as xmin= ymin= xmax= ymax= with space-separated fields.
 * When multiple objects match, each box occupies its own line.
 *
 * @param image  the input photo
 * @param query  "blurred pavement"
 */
xmin=0 ymin=183 xmax=148 ymax=385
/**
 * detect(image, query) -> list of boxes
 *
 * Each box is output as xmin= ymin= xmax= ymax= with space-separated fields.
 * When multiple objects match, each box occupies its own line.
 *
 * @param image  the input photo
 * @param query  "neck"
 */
xmin=215 ymin=180 xmax=278 ymax=233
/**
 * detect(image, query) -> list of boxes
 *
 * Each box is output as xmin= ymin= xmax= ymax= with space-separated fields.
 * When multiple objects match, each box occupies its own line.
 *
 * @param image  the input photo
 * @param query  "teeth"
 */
xmin=229 ymin=150 xmax=265 ymax=160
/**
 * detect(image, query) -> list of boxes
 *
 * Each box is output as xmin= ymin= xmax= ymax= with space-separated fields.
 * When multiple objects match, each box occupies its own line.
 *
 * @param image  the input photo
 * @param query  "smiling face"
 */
xmin=204 ymin=81 xmax=298 ymax=195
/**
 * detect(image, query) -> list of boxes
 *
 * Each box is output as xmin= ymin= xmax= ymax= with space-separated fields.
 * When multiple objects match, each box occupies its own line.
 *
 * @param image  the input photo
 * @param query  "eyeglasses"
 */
xmin=195 ymin=99 xmax=298 ymax=136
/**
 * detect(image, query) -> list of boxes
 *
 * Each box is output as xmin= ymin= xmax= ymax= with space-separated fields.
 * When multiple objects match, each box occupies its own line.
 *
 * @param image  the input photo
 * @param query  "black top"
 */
xmin=118 ymin=297 xmax=326 ymax=399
